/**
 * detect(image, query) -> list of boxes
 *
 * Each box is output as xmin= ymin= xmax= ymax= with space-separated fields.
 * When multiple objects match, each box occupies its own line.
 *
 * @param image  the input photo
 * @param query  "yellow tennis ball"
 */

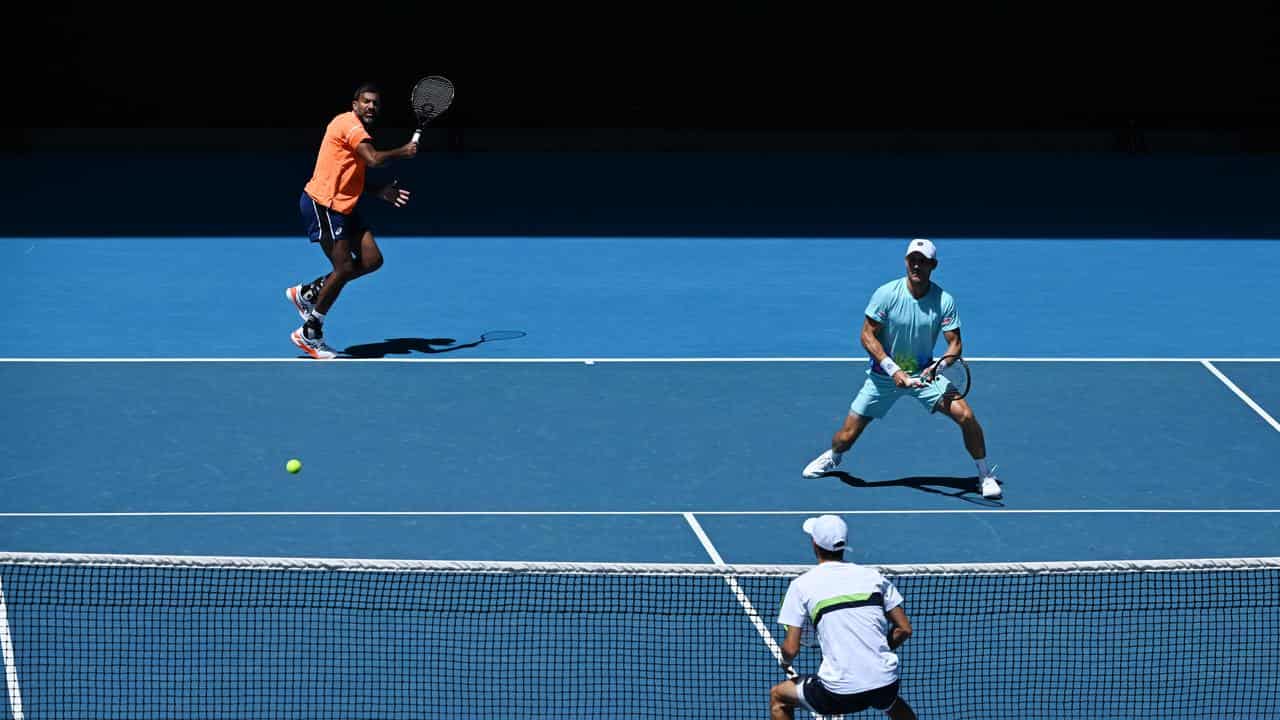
xmin=286 ymin=459 xmax=302 ymax=474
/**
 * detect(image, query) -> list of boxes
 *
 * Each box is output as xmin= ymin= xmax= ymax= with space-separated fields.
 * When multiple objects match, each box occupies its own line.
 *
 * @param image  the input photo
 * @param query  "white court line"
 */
xmin=0 ymin=576 xmax=25 ymax=720
xmin=683 ymin=512 xmax=726 ymax=564
xmin=1202 ymin=361 xmax=1280 ymax=433
xmin=0 ymin=356 xmax=1278 ymax=363
xmin=684 ymin=513 xmax=796 ymax=697
xmin=2 ymin=509 xmax=1278 ymax=518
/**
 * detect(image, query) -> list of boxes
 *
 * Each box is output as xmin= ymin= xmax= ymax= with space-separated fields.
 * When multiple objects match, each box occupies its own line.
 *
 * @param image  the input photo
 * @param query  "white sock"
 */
xmin=832 ymin=450 xmax=843 ymax=462
xmin=310 ymin=311 xmax=326 ymax=324
xmin=976 ymin=458 xmax=991 ymax=477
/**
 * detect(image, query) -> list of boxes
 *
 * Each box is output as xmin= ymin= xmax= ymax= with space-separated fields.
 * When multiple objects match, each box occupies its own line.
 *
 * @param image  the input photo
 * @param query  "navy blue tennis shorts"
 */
xmin=299 ymin=192 xmax=369 ymax=247
xmin=794 ymin=677 xmax=900 ymax=716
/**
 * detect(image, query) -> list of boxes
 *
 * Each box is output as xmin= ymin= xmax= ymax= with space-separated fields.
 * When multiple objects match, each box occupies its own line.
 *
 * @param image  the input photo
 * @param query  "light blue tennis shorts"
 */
xmin=850 ymin=370 xmax=955 ymax=419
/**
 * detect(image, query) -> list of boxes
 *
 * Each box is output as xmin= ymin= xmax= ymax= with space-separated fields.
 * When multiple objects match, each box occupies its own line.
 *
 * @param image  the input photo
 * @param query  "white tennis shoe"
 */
xmin=802 ymin=449 xmax=842 ymax=478
xmin=286 ymin=284 xmax=316 ymax=321
xmin=980 ymin=470 xmax=1002 ymax=500
xmin=291 ymin=326 xmax=337 ymax=360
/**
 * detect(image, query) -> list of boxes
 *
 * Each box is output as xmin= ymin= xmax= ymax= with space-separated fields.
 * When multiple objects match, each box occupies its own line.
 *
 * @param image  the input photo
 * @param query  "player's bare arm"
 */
xmin=861 ymin=316 xmax=912 ymax=388
xmin=780 ymin=625 xmax=803 ymax=667
xmin=941 ymin=328 xmax=962 ymax=358
xmin=885 ymin=606 xmax=913 ymax=649
xmin=860 ymin=316 xmax=888 ymax=365
xmin=924 ymin=329 xmax=963 ymax=381
xmin=354 ymin=139 xmax=418 ymax=168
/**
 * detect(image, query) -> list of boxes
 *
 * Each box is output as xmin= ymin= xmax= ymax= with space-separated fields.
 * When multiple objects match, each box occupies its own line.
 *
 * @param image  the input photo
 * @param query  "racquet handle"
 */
xmin=410 ymin=129 xmax=421 ymax=144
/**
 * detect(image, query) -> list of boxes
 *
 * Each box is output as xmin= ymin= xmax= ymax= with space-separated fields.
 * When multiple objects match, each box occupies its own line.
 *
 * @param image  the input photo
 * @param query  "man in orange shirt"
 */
xmin=287 ymin=82 xmax=418 ymax=359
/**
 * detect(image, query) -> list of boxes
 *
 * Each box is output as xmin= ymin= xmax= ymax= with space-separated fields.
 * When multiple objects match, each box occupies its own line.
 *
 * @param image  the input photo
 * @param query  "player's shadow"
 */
xmin=826 ymin=471 xmax=1003 ymax=507
xmin=340 ymin=337 xmax=469 ymax=358
xmin=338 ymin=330 xmax=527 ymax=358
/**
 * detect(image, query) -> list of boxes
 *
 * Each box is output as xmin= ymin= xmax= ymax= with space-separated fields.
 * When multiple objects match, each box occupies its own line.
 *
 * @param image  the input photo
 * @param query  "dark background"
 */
xmin=10 ymin=4 xmax=1280 ymax=236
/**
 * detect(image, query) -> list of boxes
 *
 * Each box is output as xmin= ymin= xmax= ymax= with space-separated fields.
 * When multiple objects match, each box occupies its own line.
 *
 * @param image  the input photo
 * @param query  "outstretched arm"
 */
xmin=354 ymin=138 xmax=418 ymax=168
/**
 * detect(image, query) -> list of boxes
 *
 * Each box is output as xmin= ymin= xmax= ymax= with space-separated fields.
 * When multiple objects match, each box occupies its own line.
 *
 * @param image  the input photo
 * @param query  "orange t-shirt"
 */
xmin=303 ymin=111 xmax=372 ymax=215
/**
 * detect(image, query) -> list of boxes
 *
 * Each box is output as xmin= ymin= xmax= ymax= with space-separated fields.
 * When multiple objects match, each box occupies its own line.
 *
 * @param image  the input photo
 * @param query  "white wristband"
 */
xmin=879 ymin=358 xmax=901 ymax=376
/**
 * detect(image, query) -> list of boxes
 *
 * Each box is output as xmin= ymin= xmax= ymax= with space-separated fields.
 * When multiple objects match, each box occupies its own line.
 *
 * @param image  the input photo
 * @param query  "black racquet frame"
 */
xmin=409 ymin=75 xmax=454 ymax=144
xmin=920 ymin=353 xmax=971 ymax=406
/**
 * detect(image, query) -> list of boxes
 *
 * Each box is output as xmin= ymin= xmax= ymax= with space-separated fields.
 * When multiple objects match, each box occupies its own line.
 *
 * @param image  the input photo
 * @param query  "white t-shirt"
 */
xmin=776 ymin=561 xmax=904 ymax=694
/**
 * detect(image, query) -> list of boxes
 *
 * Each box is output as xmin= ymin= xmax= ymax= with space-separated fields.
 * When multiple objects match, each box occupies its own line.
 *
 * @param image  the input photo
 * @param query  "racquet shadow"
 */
xmin=825 ymin=471 xmax=1004 ymax=507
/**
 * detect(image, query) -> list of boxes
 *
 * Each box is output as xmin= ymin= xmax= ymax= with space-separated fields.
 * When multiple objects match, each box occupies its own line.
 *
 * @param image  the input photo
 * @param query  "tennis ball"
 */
xmin=286 ymin=459 xmax=302 ymax=474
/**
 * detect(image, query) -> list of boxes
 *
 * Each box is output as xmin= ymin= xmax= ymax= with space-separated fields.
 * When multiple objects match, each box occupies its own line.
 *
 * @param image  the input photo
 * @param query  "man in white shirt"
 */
xmin=769 ymin=515 xmax=917 ymax=719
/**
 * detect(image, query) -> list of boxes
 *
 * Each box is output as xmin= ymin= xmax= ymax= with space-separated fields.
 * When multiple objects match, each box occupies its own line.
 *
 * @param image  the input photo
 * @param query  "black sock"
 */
xmin=303 ymin=317 xmax=323 ymax=339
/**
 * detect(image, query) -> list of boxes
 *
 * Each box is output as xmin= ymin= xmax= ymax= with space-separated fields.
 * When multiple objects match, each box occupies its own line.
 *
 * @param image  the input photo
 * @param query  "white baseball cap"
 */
xmin=905 ymin=238 xmax=937 ymax=260
xmin=802 ymin=514 xmax=848 ymax=552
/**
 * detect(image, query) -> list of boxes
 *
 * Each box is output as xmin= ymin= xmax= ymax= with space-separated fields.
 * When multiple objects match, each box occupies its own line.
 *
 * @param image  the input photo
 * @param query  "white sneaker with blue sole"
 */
xmin=802 ymin=449 xmax=842 ymax=479
xmin=980 ymin=468 xmax=1002 ymax=499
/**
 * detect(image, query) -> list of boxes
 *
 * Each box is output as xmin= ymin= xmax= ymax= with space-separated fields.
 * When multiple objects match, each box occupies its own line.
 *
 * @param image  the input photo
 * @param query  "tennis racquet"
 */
xmin=408 ymin=75 xmax=454 ymax=144
xmin=914 ymin=353 xmax=971 ymax=400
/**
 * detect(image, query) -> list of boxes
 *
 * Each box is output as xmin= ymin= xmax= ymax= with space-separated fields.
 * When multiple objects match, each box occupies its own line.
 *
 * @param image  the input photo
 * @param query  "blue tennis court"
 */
xmin=5 ymin=236 xmax=1279 ymax=562
xmin=3 ymin=235 xmax=1278 ymax=717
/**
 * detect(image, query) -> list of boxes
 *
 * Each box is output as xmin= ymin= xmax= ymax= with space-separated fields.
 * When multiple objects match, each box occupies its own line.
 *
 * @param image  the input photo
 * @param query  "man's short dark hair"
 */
xmin=353 ymin=82 xmax=381 ymax=100
xmin=816 ymin=546 xmax=845 ymax=562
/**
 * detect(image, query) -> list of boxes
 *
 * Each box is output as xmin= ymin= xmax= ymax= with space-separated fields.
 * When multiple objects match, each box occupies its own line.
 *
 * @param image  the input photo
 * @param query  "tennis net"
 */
xmin=0 ymin=552 xmax=1276 ymax=719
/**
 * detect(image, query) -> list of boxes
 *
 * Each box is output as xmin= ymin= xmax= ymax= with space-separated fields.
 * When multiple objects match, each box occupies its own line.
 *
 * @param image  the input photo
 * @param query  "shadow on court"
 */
xmin=340 ymin=331 xmax=528 ymax=358
xmin=827 ymin=472 xmax=1003 ymax=507
xmin=341 ymin=338 xmax=463 ymax=358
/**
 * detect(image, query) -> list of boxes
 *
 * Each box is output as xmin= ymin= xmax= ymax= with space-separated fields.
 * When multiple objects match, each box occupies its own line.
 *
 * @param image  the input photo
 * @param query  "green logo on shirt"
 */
xmin=894 ymin=351 xmax=919 ymax=375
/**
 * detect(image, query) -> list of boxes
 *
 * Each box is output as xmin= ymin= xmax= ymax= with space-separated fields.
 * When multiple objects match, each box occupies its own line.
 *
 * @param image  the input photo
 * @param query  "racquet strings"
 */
xmin=411 ymin=76 xmax=454 ymax=122
xmin=938 ymin=357 xmax=970 ymax=396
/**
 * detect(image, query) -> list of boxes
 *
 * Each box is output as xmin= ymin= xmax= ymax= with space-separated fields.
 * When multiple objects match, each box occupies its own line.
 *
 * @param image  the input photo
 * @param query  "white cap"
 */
xmin=905 ymin=238 xmax=937 ymax=260
xmin=802 ymin=514 xmax=848 ymax=552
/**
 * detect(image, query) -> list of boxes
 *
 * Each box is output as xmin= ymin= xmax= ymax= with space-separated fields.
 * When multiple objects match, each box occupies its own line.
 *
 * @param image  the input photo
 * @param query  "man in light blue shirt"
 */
xmin=802 ymin=239 xmax=1002 ymax=499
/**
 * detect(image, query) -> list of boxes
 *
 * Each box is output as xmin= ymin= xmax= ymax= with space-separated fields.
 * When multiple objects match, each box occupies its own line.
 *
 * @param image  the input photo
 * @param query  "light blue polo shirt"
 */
xmin=865 ymin=278 xmax=960 ymax=376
